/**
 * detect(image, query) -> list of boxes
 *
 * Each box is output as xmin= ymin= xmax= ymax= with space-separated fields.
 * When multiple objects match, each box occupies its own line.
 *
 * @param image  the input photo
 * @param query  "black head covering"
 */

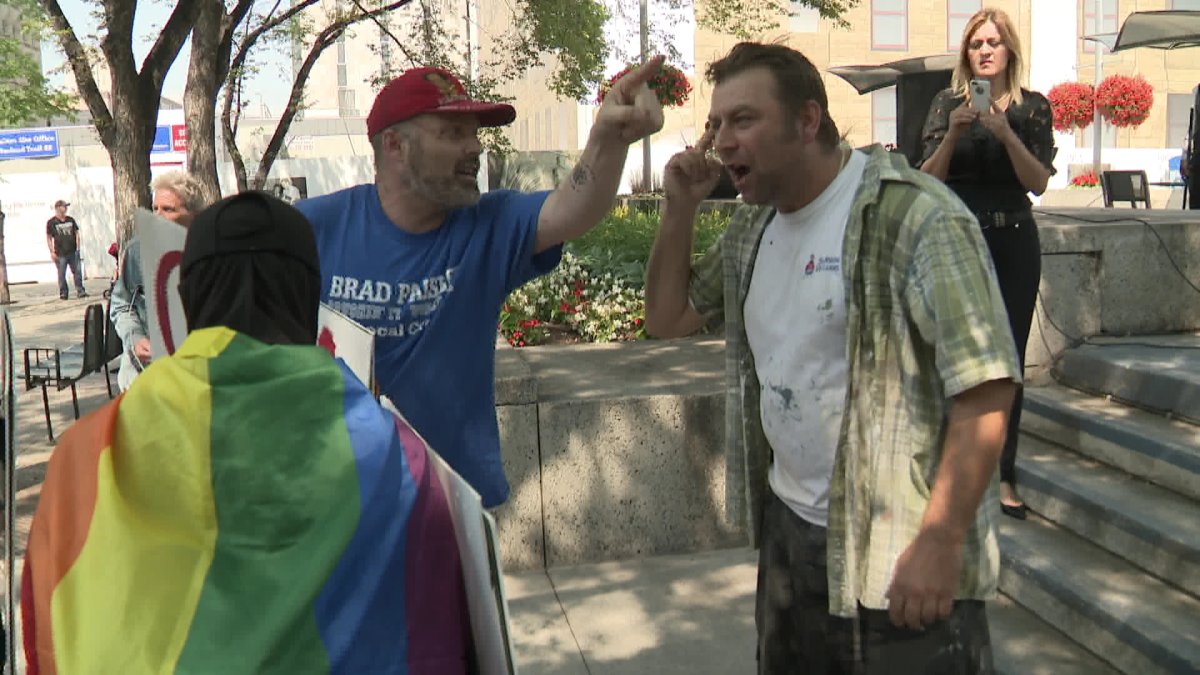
xmin=179 ymin=191 xmax=321 ymax=345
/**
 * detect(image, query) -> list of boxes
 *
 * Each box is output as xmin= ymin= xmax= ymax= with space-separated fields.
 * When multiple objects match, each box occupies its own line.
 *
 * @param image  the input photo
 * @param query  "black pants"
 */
xmin=755 ymin=491 xmax=994 ymax=674
xmin=981 ymin=221 xmax=1041 ymax=485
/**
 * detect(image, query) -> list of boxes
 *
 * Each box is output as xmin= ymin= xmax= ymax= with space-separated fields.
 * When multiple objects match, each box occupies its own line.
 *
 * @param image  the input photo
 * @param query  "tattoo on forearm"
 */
xmin=571 ymin=163 xmax=594 ymax=189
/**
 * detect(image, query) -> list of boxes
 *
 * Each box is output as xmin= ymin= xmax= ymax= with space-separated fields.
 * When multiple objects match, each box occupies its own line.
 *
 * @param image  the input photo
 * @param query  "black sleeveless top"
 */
xmin=918 ymin=87 xmax=1056 ymax=213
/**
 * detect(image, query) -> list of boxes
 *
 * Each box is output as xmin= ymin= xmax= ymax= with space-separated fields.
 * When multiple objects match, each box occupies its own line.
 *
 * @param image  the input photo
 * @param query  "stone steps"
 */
xmin=1015 ymin=433 xmax=1200 ymax=596
xmin=998 ymin=514 xmax=1200 ymax=674
xmin=989 ymin=593 xmax=1121 ymax=675
xmin=1022 ymin=384 xmax=1200 ymax=501
xmin=1004 ymin=356 xmax=1200 ymax=674
xmin=1053 ymin=337 xmax=1200 ymax=424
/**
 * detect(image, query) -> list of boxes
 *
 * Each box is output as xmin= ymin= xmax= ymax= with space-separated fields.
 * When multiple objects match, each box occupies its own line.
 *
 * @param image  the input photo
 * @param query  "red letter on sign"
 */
xmin=155 ymin=250 xmax=183 ymax=354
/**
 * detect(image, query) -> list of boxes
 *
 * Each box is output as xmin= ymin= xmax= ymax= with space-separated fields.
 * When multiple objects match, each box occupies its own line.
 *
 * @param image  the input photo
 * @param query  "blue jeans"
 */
xmin=55 ymin=251 xmax=84 ymax=298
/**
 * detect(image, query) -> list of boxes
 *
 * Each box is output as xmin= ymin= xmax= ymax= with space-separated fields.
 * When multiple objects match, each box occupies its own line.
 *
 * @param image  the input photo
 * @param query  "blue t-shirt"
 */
xmin=297 ymin=185 xmax=561 ymax=506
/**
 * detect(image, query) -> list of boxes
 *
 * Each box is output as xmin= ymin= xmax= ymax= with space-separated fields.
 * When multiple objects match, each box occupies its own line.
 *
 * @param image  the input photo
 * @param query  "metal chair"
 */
xmin=23 ymin=304 xmax=107 ymax=440
xmin=102 ymin=301 xmax=124 ymax=398
xmin=1100 ymin=170 xmax=1152 ymax=208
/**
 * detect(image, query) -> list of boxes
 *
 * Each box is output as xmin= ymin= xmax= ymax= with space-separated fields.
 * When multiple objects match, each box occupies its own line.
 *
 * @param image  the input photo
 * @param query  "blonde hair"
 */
xmin=150 ymin=171 xmax=206 ymax=214
xmin=951 ymin=8 xmax=1024 ymax=106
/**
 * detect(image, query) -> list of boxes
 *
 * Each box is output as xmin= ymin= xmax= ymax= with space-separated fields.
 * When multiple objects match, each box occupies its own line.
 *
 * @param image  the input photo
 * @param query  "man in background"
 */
xmin=46 ymin=200 xmax=86 ymax=301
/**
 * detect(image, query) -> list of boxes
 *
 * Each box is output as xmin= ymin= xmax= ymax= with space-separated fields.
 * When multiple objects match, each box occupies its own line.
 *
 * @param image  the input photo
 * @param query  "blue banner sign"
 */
xmin=152 ymin=125 xmax=171 ymax=153
xmin=0 ymin=129 xmax=59 ymax=160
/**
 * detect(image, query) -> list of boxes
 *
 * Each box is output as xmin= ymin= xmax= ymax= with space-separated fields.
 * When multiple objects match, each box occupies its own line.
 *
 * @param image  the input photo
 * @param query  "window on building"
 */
xmin=379 ymin=28 xmax=392 ymax=74
xmin=1167 ymin=93 xmax=1195 ymax=149
xmin=1083 ymin=0 xmax=1118 ymax=53
xmin=872 ymin=0 xmax=908 ymax=50
xmin=789 ymin=1 xmax=820 ymax=33
xmin=872 ymin=87 xmax=897 ymax=147
xmin=947 ymin=0 xmax=981 ymax=51
xmin=337 ymin=40 xmax=348 ymax=88
xmin=1172 ymin=0 xmax=1200 ymax=9
xmin=338 ymin=88 xmax=357 ymax=117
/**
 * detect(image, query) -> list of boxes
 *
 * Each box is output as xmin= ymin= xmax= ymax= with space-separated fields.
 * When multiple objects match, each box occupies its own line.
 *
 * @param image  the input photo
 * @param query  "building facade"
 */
xmin=478 ymin=0 xmax=1200 ymax=188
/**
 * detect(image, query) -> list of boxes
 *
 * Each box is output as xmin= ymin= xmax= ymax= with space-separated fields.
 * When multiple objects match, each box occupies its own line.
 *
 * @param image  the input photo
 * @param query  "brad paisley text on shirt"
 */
xmin=324 ymin=268 xmax=458 ymax=338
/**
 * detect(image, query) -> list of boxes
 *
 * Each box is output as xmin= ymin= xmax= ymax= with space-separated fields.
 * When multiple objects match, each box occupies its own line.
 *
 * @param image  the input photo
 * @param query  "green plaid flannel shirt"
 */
xmin=689 ymin=145 xmax=1020 ymax=618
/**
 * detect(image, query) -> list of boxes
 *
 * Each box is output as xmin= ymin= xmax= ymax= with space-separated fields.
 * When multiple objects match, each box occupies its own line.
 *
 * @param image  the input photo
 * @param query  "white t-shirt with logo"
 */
xmin=744 ymin=149 xmax=868 ymax=527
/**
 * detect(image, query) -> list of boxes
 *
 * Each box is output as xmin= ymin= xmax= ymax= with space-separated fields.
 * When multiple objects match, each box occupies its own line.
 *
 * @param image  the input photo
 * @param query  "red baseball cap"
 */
xmin=366 ymin=67 xmax=516 ymax=137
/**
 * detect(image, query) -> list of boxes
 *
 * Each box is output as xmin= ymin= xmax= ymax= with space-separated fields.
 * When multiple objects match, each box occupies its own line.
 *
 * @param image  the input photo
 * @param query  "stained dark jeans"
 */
xmin=981 ymin=221 xmax=1041 ymax=485
xmin=755 ymin=491 xmax=994 ymax=675
xmin=55 ymin=251 xmax=85 ymax=298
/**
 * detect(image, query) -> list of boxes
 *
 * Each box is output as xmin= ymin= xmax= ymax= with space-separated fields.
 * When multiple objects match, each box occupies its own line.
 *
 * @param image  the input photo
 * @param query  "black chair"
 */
xmin=102 ymin=301 xmax=124 ymax=398
xmin=1101 ymin=170 xmax=1152 ymax=208
xmin=23 ymin=304 xmax=107 ymax=440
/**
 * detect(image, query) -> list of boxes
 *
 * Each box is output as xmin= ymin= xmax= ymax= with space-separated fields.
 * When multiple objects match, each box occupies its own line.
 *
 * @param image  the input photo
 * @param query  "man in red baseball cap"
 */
xmin=296 ymin=60 xmax=665 ymax=509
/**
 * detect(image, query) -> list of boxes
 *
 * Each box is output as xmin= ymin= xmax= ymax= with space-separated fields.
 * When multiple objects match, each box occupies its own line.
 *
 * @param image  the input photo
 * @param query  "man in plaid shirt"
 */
xmin=645 ymin=42 xmax=1020 ymax=674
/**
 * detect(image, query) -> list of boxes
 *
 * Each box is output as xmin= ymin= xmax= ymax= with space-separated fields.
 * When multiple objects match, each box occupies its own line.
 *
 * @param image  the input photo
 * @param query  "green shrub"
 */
xmin=499 ymin=205 xmax=732 ymax=347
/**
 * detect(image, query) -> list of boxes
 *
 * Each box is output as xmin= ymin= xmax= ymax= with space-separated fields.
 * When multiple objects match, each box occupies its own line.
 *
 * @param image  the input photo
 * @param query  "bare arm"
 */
xmin=535 ymin=57 xmax=666 ymax=254
xmin=645 ymin=129 xmax=722 ymax=338
xmin=645 ymin=199 xmax=705 ymax=338
xmin=886 ymin=378 xmax=1017 ymax=629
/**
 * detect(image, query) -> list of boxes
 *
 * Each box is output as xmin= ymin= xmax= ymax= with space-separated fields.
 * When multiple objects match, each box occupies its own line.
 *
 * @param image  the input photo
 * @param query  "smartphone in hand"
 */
xmin=969 ymin=79 xmax=992 ymax=113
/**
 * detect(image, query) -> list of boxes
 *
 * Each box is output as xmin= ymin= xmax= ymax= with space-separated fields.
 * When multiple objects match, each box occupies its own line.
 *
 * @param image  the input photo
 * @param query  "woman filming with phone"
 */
xmin=919 ymin=7 xmax=1055 ymax=521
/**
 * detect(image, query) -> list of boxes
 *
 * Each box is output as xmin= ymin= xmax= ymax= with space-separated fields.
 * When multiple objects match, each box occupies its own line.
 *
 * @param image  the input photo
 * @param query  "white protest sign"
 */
xmin=317 ymin=303 xmax=375 ymax=392
xmin=136 ymin=209 xmax=187 ymax=360
xmin=382 ymin=398 xmax=518 ymax=675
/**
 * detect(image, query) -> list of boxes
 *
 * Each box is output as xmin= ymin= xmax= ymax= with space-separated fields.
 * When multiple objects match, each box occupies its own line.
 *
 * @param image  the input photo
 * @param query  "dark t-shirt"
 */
xmin=46 ymin=216 xmax=79 ymax=257
xmin=918 ymin=87 xmax=1056 ymax=213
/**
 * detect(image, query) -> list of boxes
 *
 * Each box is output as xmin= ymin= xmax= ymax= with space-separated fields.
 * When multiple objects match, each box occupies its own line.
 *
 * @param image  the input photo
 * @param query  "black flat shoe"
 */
xmin=1001 ymin=502 xmax=1028 ymax=520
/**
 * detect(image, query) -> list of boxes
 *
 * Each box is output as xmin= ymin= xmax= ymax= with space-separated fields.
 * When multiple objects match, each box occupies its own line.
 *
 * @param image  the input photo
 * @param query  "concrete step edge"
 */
xmin=1021 ymin=385 xmax=1200 ymax=501
xmin=998 ymin=516 xmax=1200 ymax=675
xmin=1053 ymin=349 xmax=1200 ymax=425
xmin=990 ymin=593 xmax=1121 ymax=675
xmin=1014 ymin=435 xmax=1200 ymax=596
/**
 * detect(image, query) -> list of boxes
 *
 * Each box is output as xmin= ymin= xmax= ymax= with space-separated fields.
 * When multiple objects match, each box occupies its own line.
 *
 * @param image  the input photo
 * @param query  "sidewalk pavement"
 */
xmin=506 ymin=548 xmax=758 ymax=675
xmin=503 ymin=546 xmax=1115 ymax=675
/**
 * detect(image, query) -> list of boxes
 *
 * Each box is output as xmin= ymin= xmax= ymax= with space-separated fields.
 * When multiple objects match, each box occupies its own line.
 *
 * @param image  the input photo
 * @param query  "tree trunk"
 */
xmin=0 ymin=211 xmax=9 ymax=305
xmin=110 ymin=124 xmax=155 ymax=243
xmin=105 ymin=75 xmax=158 ymax=244
xmin=186 ymin=0 xmax=235 ymax=205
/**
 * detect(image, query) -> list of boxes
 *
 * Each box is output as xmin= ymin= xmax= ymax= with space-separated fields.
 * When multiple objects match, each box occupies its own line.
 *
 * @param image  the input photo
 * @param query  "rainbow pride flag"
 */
xmin=22 ymin=327 xmax=470 ymax=674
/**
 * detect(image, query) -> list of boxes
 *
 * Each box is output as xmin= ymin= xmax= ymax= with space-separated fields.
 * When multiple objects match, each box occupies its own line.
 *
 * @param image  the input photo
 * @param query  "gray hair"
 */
xmin=370 ymin=121 xmax=418 ymax=170
xmin=150 ymin=171 xmax=206 ymax=214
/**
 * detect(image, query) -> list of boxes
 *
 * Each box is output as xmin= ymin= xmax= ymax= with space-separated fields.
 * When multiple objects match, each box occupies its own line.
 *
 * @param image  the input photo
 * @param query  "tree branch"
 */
xmin=140 ymin=0 xmax=207 ymax=95
xmin=37 ymin=0 xmax=113 ymax=138
xmin=252 ymin=0 xmax=413 ymax=187
xmin=227 ymin=0 xmax=324 ymax=82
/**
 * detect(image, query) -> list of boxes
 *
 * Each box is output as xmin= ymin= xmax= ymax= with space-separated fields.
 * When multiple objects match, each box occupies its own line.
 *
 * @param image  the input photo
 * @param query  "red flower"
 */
xmin=598 ymin=62 xmax=692 ymax=108
xmin=1047 ymin=82 xmax=1095 ymax=131
xmin=1071 ymin=172 xmax=1099 ymax=187
xmin=1096 ymin=75 xmax=1153 ymax=129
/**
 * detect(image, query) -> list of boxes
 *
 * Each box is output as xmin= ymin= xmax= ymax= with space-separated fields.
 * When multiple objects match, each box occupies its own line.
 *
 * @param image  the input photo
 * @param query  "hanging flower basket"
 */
xmin=597 ymin=62 xmax=692 ymax=108
xmin=1096 ymin=74 xmax=1154 ymax=128
xmin=1047 ymin=82 xmax=1095 ymax=131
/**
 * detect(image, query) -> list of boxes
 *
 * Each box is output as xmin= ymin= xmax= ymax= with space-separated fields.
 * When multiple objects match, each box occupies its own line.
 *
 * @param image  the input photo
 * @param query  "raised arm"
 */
xmin=644 ymin=128 xmax=722 ymax=338
xmin=919 ymin=92 xmax=977 ymax=181
xmin=534 ymin=57 xmax=666 ymax=254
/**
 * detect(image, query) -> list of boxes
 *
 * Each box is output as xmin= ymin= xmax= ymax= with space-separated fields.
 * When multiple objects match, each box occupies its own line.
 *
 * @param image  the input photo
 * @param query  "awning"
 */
xmin=1108 ymin=10 xmax=1200 ymax=52
xmin=827 ymin=54 xmax=958 ymax=95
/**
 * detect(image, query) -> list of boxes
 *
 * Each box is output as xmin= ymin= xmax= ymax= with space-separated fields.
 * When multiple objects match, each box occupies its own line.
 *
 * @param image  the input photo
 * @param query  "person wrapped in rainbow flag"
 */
xmin=22 ymin=193 xmax=472 ymax=674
